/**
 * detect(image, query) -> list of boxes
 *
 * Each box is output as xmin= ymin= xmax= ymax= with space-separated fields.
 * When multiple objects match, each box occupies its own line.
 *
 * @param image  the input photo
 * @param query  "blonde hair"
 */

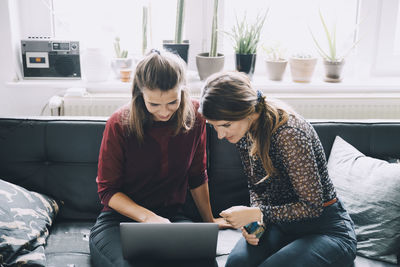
xmin=128 ymin=50 xmax=195 ymax=143
xmin=200 ymin=71 xmax=291 ymax=179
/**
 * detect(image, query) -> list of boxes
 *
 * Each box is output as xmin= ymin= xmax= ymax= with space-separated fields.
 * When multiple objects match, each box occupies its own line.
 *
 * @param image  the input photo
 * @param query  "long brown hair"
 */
xmin=199 ymin=71 xmax=291 ymax=179
xmin=128 ymin=50 xmax=195 ymax=143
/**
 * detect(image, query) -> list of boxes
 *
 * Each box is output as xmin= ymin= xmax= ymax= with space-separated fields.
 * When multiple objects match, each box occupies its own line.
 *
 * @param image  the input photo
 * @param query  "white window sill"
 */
xmin=6 ymin=70 xmax=400 ymax=96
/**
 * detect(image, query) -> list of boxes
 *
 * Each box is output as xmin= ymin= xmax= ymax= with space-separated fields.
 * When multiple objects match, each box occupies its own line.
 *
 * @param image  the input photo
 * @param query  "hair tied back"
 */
xmin=150 ymin=49 xmax=160 ymax=55
xmin=257 ymin=90 xmax=264 ymax=103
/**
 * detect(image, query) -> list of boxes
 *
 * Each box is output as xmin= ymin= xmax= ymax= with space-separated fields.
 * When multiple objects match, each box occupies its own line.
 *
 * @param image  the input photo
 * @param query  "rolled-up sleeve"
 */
xmin=187 ymin=117 xmax=208 ymax=189
xmin=96 ymin=113 xmax=125 ymax=207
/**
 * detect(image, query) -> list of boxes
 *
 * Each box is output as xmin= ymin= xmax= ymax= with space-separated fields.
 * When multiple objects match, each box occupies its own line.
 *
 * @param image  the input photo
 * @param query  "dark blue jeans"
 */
xmin=89 ymin=210 xmax=217 ymax=267
xmin=226 ymin=200 xmax=357 ymax=267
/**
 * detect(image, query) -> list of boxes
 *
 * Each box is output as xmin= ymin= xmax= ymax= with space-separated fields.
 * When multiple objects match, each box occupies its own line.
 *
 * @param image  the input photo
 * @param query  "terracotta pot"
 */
xmin=120 ymin=69 xmax=132 ymax=82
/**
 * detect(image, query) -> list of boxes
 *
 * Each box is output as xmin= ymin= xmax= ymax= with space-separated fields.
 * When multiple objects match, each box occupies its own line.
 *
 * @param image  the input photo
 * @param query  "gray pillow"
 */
xmin=327 ymin=136 xmax=400 ymax=264
xmin=0 ymin=179 xmax=59 ymax=266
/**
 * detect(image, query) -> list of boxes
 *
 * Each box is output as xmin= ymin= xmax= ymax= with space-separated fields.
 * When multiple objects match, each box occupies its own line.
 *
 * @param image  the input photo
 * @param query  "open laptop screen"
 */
xmin=120 ymin=222 xmax=219 ymax=261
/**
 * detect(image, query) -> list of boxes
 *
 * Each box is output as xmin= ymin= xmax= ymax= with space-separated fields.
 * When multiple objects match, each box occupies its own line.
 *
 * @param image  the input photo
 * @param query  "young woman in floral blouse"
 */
xmin=199 ymin=71 xmax=357 ymax=267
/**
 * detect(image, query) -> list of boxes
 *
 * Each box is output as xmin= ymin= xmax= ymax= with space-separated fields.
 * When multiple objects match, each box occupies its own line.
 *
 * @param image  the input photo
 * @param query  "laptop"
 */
xmin=120 ymin=222 xmax=219 ymax=261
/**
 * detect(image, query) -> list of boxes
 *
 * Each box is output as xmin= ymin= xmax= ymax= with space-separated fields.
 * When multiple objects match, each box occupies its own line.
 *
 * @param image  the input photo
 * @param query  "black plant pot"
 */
xmin=235 ymin=54 xmax=257 ymax=78
xmin=163 ymin=40 xmax=189 ymax=63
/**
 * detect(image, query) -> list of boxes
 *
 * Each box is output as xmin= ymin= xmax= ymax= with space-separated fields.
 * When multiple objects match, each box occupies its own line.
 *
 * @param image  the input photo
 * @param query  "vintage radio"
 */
xmin=21 ymin=39 xmax=81 ymax=79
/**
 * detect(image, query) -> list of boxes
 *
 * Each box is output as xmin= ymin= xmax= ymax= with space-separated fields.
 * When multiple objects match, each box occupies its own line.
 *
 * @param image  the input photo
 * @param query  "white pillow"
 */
xmin=327 ymin=136 xmax=400 ymax=264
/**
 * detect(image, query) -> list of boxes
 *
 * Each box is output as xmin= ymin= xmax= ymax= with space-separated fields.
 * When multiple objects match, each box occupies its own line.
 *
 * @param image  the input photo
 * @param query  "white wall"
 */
xmin=0 ymin=0 xmax=59 ymax=117
xmin=0 ymin=0 xmax=16 ymax=116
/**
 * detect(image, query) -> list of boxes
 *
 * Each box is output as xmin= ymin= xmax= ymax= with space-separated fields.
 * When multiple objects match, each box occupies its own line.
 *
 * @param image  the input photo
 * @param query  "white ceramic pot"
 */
xmin=82 ymin=48 xmax=110 ymax=82
xmin=323 ymin=59 xmax=345 ymax=83
xmin=196 ymin=53 xmax=225 ymax=81
xmin=289 ymin=57 xmax=318 ymax=83
xmin=111 ymin=58 xmax=133 ymax=79
xmin=265 ymin=60 xmax=288 ymax=81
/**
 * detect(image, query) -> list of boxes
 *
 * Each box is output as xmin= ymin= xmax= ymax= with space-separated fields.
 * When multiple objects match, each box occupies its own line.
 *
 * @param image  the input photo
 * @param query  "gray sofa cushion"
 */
xmin=328 ymin=136 xmax=400 ymax=264
xmin=45 ymin=221 xmax=93 ymax=267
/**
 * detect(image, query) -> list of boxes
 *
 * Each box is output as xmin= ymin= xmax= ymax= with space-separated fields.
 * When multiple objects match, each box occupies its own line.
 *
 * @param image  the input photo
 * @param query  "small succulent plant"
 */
xmin=262 ymin=42 xmax=287 ymax=61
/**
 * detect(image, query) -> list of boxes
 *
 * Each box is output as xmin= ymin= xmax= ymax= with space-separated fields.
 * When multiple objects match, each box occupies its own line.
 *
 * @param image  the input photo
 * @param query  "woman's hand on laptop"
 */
xmin=213 ymin=217 xmax=234 ymax=229
xmin=143 ymin=214 xmax=171 ymax=223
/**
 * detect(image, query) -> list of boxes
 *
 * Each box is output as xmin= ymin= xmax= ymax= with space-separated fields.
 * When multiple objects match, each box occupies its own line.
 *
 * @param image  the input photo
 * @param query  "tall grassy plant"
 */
xmin=209 ymin=0 xmax=219 ymax=57
xmin=174 ymin=0 xmax=185 ymax=44
xmin=310 ymin=10 xmax=359 ymax=62
xmin=310 ymin=10 xmax=338 ymax=61
xmin=226 ymin=10 xmax=268 ymax=55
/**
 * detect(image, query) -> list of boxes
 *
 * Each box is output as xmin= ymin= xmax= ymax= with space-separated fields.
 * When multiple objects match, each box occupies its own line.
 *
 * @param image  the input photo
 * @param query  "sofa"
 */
xmin=0 ymin=117 xmax=399 ymax=267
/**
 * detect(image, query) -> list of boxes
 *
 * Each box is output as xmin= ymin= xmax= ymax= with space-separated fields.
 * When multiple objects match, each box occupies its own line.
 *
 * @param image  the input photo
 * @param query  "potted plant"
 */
xmin=310 ymin=10 xmax=357 ymax=82
xmin=195 ymin=0 xmax=225 ymax=81
xmin=163 ymin=0 xmax=189 ymax=63
xmin=289 ymin=52 xmax=318 ymax=83
xmin=111 ymin=37 xmax=133 ymax=82
xmin=262 ymin=42 xmax=287 ymax=81
xmin=225 ymin=11 xmax=268 ymax=78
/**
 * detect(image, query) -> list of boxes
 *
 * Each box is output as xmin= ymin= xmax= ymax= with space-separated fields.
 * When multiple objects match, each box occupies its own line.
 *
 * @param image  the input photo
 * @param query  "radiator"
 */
xmin=272 ymin=94 xmax=400 ymax=119
xmin=52 ymin=92 xmax=400 ymax=119
xmin=57 ymin=93 xmax=131 ymax=116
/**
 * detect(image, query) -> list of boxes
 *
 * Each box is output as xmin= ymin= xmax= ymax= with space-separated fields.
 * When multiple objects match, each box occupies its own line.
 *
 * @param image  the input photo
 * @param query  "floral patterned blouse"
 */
xmin=236 ymin=115 xmax=336 ymax=223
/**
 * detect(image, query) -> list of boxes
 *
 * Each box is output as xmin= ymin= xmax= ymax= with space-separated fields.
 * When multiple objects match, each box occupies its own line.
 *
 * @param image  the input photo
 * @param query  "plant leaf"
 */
xmin=319 ymin=9 xmax=336 ymax=61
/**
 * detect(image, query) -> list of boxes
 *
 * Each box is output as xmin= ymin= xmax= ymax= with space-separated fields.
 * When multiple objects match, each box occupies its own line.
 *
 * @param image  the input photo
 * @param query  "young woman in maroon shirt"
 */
xmin=89 ymin=50 xmax=229 ymax=267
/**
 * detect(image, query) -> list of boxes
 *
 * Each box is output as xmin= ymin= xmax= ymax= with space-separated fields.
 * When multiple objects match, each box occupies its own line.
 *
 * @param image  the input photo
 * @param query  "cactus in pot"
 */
xmin=174 ymin=0 xmax=185 ymax=44
xmin=196 ymin=0 xmax=225 ymax=80
xmin=111 ymin=37 xmax=132 ymax=81
xmin=163 ymin=0 xmax=189 ymax=63
xmin=114 ymin=37 xmax=128 ymax=58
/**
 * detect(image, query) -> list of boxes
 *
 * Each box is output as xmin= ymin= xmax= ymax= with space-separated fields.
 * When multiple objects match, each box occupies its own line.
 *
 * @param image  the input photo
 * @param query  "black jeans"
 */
xmin=89 ymin=210 xmax=217 ymax=267
xmin=226 ymin=200 xmax=357 ymax=267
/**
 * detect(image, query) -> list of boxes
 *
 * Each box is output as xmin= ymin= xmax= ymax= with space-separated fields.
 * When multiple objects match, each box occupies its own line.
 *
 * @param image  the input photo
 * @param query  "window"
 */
xmin=52 ymin=0 xmax=176 ymax=58
xmin=369 ymin=0 xmax=400 ymax=76
xmin=221 ymin=0 xmax=359 ymax=75
xmin=222 ymin=0 xmax=358 ymax=55
xmin=12 ymin=0 xmax=400 ymax=79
